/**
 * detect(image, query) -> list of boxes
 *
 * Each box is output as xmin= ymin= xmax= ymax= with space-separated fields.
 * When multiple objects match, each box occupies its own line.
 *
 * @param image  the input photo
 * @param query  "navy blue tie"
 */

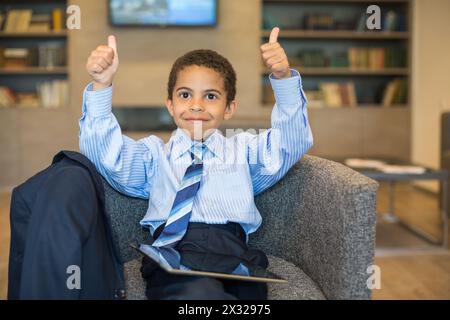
xmin=152 ymin=142 xmax=206 ymax=247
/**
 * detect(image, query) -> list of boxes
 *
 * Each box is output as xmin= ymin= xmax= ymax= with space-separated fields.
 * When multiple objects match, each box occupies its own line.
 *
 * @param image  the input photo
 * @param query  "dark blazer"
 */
xmin=8 ymin=151 xmax=125 ymax=299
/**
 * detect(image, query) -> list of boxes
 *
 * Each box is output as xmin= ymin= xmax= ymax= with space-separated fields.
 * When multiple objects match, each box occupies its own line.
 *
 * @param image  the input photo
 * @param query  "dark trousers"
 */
xmin=140 ymin=222 xmax=268 ymax=300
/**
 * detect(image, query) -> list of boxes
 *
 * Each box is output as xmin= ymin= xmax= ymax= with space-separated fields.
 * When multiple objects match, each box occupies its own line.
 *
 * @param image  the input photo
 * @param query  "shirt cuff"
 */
xmin=269 ymin=69 xmax=305 ymax=106
xmin=83 ymin=82 xmax=113 ymax=118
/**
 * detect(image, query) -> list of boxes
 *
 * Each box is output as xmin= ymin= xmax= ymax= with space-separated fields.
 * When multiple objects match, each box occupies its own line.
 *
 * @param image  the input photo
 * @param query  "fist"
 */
xmin=260 ymin=27 xmax=290 ymax=79
xmin=86 ymin=35 xmax=119 ymax=90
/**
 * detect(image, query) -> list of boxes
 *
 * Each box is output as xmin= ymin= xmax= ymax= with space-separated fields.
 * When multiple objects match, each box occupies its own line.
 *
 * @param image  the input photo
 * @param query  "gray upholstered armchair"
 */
xmin=103 ymin=155 xmax=378 ymax=300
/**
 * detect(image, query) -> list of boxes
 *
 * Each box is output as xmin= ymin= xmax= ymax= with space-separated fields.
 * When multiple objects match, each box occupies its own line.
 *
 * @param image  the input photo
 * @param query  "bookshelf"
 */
xmin=263 ymin=0 xmax=409 ymax=4
xmin=0 ymin=30 xmax=67 ymax=38
xmin=262 ymin=0 xmax=411 ymax=107
xmin=260 ymin=29 xmax=409 ymax=39
xmin=0 ymin=66 xmax=67 ymax=75
xmin=263 ymin=66 xmax=409 ymax=76
xmin=0 ymin=0 xmax=68 ymax=110
xmin=261 ymin=0 xmax=412 ymax=160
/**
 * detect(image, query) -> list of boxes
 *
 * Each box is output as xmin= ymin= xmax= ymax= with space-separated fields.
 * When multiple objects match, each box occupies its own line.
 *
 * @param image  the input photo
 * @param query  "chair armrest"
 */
xmin=102 ymin=178 xmax=149 ymax=264
xmin=250 ymin=155 xmax=378 ymax=299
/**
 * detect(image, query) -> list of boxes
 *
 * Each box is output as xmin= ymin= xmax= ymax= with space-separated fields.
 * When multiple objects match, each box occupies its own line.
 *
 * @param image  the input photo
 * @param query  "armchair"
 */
xmin=102 ymin=155 xmax=378 ymax=300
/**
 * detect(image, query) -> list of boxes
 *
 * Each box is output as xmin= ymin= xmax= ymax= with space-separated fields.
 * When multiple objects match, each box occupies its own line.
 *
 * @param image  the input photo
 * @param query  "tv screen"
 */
xmin=109 ymin=0 xmax=217 ymax=27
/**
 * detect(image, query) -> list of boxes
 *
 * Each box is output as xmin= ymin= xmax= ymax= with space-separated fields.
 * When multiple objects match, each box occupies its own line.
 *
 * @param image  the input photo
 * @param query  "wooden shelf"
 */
xmin=262 ymin=67 xmax=409 ymax=76
xmin=0 ymin=0 xmax=69 ymax=3
xmin=263 ymin=0 xmax=409 ymax=3
xmin=0 ymin=31 xmax=67 ymax=38
xmin=263 ymin=104 xmax=409 ymax=109
xmin=261 ymin=30 xmax=409 ymax=39
xmin=0 ymin=105 xmax=66 ymax=110
xmin=0 ymin=67 xmax=68 ymax=75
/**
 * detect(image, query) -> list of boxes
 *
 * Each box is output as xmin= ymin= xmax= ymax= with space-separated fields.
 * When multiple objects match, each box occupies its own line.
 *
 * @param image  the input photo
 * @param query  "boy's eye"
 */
xmin=206 ymin=93 xmax=217 ymax=100
xmin=179 ymin=92 xmax=191 ymax=99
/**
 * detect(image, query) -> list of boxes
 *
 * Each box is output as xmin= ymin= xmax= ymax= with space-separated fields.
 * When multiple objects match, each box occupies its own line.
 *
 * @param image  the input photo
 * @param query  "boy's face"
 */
xmin=165 ymin=65 xmax=237 ymax=141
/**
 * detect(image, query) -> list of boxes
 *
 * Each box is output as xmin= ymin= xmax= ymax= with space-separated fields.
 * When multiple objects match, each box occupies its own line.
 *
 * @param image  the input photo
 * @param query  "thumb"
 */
xmin=108 ymin=35 xmax=118 ymax=56
xmin=269 ymin=27 xmax=279 ymax=44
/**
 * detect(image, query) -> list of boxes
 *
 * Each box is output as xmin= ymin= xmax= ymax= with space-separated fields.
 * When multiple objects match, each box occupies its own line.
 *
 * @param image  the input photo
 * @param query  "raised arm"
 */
xmin=246 ymin=28 xmax=313 ymax=195
xmin=79 ymin=36 xmax=155 ymax=199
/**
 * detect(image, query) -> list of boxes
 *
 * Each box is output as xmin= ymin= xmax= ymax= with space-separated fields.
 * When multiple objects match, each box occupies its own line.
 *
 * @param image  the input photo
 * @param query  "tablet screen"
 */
xmin=131 ymin=243 xmax=287 ymax=284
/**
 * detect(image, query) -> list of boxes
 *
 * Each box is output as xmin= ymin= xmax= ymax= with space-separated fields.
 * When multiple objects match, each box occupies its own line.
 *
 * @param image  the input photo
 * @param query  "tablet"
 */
xmin=130 ymin=243 xmax=287 ymax=284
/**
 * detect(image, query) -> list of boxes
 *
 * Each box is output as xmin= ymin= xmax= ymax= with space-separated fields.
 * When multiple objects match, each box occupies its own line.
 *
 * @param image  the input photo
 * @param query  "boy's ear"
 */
xmin=223 ymin=100 xmax=237 ymax=120
xmin=165 ymin=98 xmax=174 ymax=117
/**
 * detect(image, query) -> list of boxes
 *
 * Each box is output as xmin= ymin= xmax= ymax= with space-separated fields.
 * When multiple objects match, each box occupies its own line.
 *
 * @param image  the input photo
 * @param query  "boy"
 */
xmin=80 ymin=27 xmax=313 ymax=300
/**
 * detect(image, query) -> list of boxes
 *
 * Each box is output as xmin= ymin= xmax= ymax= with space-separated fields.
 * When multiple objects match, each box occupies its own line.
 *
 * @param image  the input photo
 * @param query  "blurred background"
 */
xmin=0 ymin=0 xmax=449 ymax=299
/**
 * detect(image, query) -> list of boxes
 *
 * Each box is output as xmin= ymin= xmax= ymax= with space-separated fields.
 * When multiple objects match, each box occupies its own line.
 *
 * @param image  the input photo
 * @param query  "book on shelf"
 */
xmin=385 ymin=47 xmax=407 ymax=68
xmin=348 ymin=48 xmax=364 ymax=68
xmin=0 ymin=45 xmax=65 ymax=69
xmin=395 ymin=79 xmax=408 ymax=104
xmin=330 ymin=52 xmax=349 ymax=68
xmin=320 ymin=83 xmax=340 ymax=108
xmin=0 ymin=13 xmax=5 ymax=31
xmin=320 ymin=82 xmax=357 ymax=108
xmin=383 ymin=11 xmax=407 ymax=32
xmin=1 ymin=9 xmax=65 ymax=33
xmin=38 ymin=44 xmax=66 ymax=68
xmin=0 ymin=86 xmax=40 ymax=108
xmin=28 ymin=14 xmax=51 ymax=32
xmin=0 ymin=86 xmax=17 ymax=107
xmin=3 ymin=10 xmax=32 ymax=32
xmin=348 ymin=47 xmax=405 ymax=69
xmin=37 ymin=80 xmax=69 ymax=108
xmin=340 ymin=82 xmax=357 ymax=107
xmin=382 ymin=79 xmax=398 ymax=107
xmin=303 ymin=13 xmax=334 ymax=30
xmin=52 ymin=9 xmax=63 ymax=31
xmin=0 ymin=80 xmax=68 ymax=109
xmin=382 ymin=78 xmax=408 ymax=107
xmin=295 ymin=47 xmax=405 ymax=70
xmin=264 ymin=13 xmax=388 ymax=32
xmin=266 ymin=84 xmax=357 ymax=109
xmin=368 ymin=48 xmax=385 ymax=70
xmin=16 ymin=92 xmax=39 ymax=108
xmin=333 ymin=19 xmax=355 ymax=31
xmin=264 ymin=6 xmax=407 ymax=33
xmin=0 ymin=48 xmax=33 ymax=69
xmin=304 ymin=90 xmax=325 ymax=109
xmin=297 ymin=50 xmax=328 ymax=68
xmin=383 ymin=11 xmax=398 ymax=31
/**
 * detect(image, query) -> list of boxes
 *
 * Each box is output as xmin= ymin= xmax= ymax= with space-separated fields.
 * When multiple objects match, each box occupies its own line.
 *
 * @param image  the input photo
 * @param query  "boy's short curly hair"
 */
xmin=167 ymin=49 xmax=237 ymax=105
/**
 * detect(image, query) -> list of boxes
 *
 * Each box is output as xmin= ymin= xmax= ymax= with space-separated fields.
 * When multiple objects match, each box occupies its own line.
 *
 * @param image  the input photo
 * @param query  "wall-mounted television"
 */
xmin=109 ymin=0 xmax=217 ymax=27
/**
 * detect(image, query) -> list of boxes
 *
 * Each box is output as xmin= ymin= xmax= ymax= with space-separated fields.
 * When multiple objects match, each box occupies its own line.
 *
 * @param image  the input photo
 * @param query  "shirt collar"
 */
xmin=168 ymin=128 xmax=226 ymax=162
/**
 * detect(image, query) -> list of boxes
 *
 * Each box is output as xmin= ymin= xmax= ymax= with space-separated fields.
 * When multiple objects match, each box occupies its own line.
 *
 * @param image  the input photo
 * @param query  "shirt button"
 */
xmin=114 ymin=289 xmax=126 ymax=300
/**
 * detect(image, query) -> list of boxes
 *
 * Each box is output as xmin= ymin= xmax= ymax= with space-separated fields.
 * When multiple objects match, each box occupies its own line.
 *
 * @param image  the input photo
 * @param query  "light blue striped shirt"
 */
xmin=79 ymin=70 xmax=313 ymax=237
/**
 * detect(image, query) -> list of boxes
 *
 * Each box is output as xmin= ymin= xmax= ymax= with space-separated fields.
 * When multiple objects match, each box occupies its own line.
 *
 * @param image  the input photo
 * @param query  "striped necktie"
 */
xmin=152 ymin=142 xmax=206 ymax=248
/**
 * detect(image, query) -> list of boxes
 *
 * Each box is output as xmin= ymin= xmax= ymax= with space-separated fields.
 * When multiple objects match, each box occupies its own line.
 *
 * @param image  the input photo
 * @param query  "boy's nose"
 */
xmin=189 ymin=104 xmax=204 ymax=112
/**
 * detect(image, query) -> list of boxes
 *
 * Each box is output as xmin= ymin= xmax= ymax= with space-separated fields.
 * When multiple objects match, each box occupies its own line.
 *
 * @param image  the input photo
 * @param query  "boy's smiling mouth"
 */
xmin=186 ymin=119 xmax=208 ymax=123
xmin=183 ymin=115 xmax=211 ymax=123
